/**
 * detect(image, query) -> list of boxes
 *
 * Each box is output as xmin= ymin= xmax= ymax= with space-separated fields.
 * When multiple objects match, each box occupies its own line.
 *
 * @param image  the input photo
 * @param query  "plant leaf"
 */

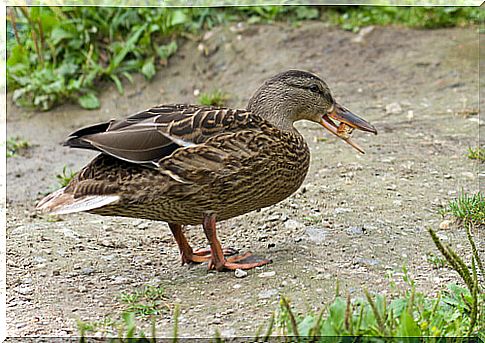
xmin=78 ymin=92 xmax=100 ymax=109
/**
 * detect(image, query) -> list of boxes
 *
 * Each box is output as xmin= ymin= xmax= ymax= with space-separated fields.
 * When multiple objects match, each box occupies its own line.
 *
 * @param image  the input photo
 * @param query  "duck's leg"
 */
xmin=168 ymin=223 xmax=237 ymax=265
xmin=202 ymin=214 xmax=272 ymax=271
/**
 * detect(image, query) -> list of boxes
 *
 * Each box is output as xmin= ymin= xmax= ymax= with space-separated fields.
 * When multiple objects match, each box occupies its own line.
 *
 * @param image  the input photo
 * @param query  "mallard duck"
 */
xmin=37 ymin=70 xmax=377 ymax=271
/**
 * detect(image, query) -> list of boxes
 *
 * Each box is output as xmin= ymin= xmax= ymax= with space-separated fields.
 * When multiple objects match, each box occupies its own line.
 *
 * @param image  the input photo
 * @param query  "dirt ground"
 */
xmin=6 ymin=22 xmax=483 ymax=338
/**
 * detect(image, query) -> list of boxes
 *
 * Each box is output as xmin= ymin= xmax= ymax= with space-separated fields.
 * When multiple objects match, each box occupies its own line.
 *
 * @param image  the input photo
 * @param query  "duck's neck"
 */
xmin=247 ymin=87 xmax=297 ymax=132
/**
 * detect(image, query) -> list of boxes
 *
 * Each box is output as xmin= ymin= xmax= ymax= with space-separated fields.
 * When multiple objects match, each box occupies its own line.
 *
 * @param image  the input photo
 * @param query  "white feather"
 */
xmin=50 ymin=195 xmax=120 ymax=215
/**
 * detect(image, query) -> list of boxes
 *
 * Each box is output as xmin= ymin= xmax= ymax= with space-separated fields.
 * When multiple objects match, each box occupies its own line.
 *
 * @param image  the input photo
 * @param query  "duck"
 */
xmin=37 ymin=70 xmax=377 ymax=271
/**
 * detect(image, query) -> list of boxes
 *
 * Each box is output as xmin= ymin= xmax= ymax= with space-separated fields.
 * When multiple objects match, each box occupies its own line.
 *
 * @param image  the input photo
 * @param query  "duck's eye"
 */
xmin=309 ymin=84 xmax=320 ymax=93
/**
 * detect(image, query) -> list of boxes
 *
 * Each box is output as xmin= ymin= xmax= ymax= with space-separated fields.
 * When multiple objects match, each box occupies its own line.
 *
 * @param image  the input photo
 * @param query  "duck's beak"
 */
xmin=319 ymin=103 xmax=377 ymax=154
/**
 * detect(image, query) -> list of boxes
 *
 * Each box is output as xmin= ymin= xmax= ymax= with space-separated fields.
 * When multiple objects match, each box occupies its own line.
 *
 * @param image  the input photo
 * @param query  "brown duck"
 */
xmin=37 ymin=70 xmax=377 ymax=271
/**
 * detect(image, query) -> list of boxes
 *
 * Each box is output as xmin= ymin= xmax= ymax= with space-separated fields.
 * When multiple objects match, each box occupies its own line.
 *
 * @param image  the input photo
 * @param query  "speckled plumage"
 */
xmin=37 ymin=70 xmax=376 ymax=271
xmin=67 ymin=105 xmax=310 ymax=224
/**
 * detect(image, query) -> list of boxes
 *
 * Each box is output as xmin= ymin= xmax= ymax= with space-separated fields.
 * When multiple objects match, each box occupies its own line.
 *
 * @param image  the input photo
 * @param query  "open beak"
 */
xmin=319 ymin=102 xmax=377 ymax=154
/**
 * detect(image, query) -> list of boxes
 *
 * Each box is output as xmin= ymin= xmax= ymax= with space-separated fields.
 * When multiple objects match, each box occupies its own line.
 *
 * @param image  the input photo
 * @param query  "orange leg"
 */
xmin=202 ymin=214 xmax=272 ymax=271
xmin=168 ymin=223 xmax=237 ymax=265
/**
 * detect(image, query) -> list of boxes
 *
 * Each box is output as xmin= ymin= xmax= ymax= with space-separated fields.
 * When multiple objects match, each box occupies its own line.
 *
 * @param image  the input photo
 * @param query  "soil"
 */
xmin=5 ymin=22 xmax=483 ymax=338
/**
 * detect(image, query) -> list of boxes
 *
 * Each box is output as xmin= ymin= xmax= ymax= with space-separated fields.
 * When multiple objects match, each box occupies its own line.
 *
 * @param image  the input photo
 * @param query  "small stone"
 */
xmin=354 ymin=258 xmax=380 ymax=267
xmin=16 ymin=286 xmax=33 ymax=295
xmin=304 ymin=227 xmax=327 ymax=243
xmin=16 ymin=322 xmax=28 ymax=329
xmin=386 ymin=184 xmax=397 ymax=191
xmin=233 ymin=284 xmax=242 ymax=289
xmin=444 ymin=174 xmax=453 ymax=179
xmin=82 ymin=267 xmax=95 ymax=275
xmin=267 ymin=214 xmax=280 ymax=222
xmin=439 ymin=220 xmax=452 ymax=230
xmin=234 ymin=269 xmax=248 ymax=278
xmin=385 ymin=102 xmax=402 ymax=114
xmin=33 ymin=256 xmax=47 ymax=264
xmin=137 ymin=222 xmax=149 ymax=230
xmin=346 ymin=226 xmax=365 ymax=235
xmin=78 ymin=285 xmax=87 ymax=293
xmin=406 ymin=110 xmax=414 ymax=121
xmin=258 ymin=289 xmax=278 ymax=299
xmin=61 ymin=228 xmax=81 ymax=240
xmin=284 ymin=220 xmax=304 ymax=230
xmin=11 ymin=226 xmax=26 ymax=235
xmin=52 ymin=270 xmax=60 ymax=276
xmin=334 ymin=207 xmax=352 ymax=214
xmin=258 ymin=271 xmax=276 ymax=278
xmin=112 ymin=276 xmax=128 ymax=284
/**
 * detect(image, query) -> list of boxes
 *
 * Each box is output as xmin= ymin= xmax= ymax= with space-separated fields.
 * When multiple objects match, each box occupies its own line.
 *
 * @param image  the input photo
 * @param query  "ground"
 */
xmin=5 ymin=22 xmax=483 ymax=337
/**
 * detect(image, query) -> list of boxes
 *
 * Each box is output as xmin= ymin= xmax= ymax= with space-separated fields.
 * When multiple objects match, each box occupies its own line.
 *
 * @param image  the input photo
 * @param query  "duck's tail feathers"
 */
xmin=36 ymin=187 xmax=119 ymax=215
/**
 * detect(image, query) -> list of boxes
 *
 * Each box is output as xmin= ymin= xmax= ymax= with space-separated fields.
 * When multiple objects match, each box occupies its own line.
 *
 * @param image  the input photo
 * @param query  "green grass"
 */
xmin=326 ymin=6 xmax=481 ymax=32
xmin=441 ymin=192 xmax=485 ymax=227
xmin=56 ymin=165 xmax=77 ymax=188
xmin=467 ymin=147 xmax=485 ymax=162
xmin=7 ymin=6 xmax=481 ymax=111
xmin=198 ymin=89 xmax=229 ymax=107
xmin=119 ymin=284 xmax=170 ymax=317
xmin=6 ymin=136 xmax=30 ymax=157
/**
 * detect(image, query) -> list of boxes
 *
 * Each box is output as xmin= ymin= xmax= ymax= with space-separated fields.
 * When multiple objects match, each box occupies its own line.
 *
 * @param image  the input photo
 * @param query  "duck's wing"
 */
xmin=64 ymin=104 xmax=260 ymax=167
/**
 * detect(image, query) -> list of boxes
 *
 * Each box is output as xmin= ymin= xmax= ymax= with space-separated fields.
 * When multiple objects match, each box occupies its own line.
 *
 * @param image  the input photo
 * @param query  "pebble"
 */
xmin=386 ymin=184 xmax=397 ymax=191
xmin=82 ymin=267 xmax=95 ymax=275
xmin=334 ymin=207 xmax=352 ymax=214
xmin=354 ymin=258 xmax=380 ymax=267
xmin=385 ymin=102 xmax=402 ymax=114
xmin=61 ymin=228 xmax=81 ymax=240
xmin=15 ymin=285 xmax=33 ymax=295
xmin=406 ymin=110 xmax=414 ymax=121
xmin=439 ymin=220 xmax=452 ymax=230
xmin=258 ymin=289 xmax=278 ymax=299
xmin=267 ymin=214 xmax=280 ymax=222
xmin=234 ymin=269 xmax=248 ymax=278
xmin=233 ymin=284 xmax=242 ymax=289
xmin=11 ymin=226 xmax=26 ymax=235
xmin=346 ymin=226 xmax=365 ymax=235
xmin=304 ymin=227 xmax=327 ymax=243
xmin=78 ymin=285 xmax=87 ymax=293
xmin=137 ymin=222 xmax=150 ymax=230
xmin=33 ymin=256 xmax=47 ymax=264
xmin=284 ymin=219 xmax=304 ymax=230
xmin=112 ymin=276 xmax=128 ymax=284
xmin=258 ymin=271 xmax=276 ymax=278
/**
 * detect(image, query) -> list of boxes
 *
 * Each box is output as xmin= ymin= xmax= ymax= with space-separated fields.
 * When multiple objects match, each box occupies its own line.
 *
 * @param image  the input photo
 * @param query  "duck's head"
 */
xmin=248 ymin=69 xmax=377 ymax=154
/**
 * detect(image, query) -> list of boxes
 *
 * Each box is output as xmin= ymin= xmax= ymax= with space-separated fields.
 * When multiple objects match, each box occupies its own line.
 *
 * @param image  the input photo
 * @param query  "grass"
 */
xmin=56 ymin=165 xmax=77 ymax=188
xmin=6 ymin=136 xmax=30 ymax=157
xmin=119 ymin=285 xmax=170 ymax=317
xmin=7 ymin=6 xmax=482 ymax=111
xmin=77 ymin=200 xmax=484 ymax=339
xmin=326 ymin=6 xmax=481 ymax=32
xmin=467 ymin=147 xmax=485 ymax=162
xmin=441 ymin=192 xmax=485 ymax=228
xmin=198 ymin=89 xmax=229 ymax=107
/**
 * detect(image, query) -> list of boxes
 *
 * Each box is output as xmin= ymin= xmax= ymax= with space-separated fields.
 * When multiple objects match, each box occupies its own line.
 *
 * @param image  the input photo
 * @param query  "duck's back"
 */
xmin=37 ymin=104 xmax=310 ymax=224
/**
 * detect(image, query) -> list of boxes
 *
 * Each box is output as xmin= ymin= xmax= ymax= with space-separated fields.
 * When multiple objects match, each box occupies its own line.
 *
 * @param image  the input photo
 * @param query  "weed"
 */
xmin=56 ymin=165 xmax=77 ymax=188
xmin=119 ymin=284 xmax=170 ymax=317
xmin=6 ymin=136 xmax=30 ymax=157
xmin=467 ymin=147 xmax=485 ymax=162
xmin=426 ymin=252 xmax=448 ymax=269
xmin=326 ymin=6 xmax=481 ymax=32
xmin=442 ymin=192 xmax=485 ymax=227
xmin=8 ymin=7 xmax=481 ymax=111
xmin=198 ymin=89 xmax=229 ymax=107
